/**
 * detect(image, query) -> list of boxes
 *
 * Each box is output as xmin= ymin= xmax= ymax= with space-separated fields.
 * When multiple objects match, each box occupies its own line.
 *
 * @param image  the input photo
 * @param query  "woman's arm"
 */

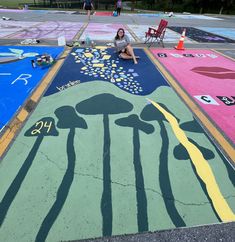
xmin=114 ymin=39 xmax=119 ymax=52
xmin=113 ymin=39 xmax=117 ymax=48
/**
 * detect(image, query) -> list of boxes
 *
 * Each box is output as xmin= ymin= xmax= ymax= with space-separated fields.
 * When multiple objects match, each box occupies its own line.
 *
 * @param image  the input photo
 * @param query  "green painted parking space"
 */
xmin=0 ymin=46 xmax=234 ymax=242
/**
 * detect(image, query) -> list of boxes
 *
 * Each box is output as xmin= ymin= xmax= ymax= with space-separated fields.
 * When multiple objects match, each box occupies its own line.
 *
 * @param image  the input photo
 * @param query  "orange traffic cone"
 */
xmin=175 ymin=28 xmax=186 ymax=50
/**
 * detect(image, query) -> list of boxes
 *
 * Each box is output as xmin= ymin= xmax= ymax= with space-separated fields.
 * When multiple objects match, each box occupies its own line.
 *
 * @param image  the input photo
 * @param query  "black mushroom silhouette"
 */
xmin=115 ymin=114 xmax=154 ymax=232
xmin=179 ymin=117 xmax=235 ymax=186
xmin=174 ymin=138 xmax=215 ymax=161
xmin=36 ymin=106 xmax=87 ymax=242
xmin=140 ymin=103 xmax=186 ymax=227
xmin=0 ymin=117 xmax=58 ymax=227
xmin=76 ymin=93 xmax=133 ymax=236
xmin=174 ymin=119 xmax=222 ymax=221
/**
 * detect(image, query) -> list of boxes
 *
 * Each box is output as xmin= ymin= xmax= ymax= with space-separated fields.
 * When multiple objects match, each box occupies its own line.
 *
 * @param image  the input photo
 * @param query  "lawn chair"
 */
xmin=145 ymin=19 xmax=168 ymax=47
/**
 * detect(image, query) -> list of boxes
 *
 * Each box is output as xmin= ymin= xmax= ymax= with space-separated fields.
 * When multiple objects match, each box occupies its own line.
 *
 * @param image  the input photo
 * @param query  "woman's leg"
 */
xmin=119 ymin=52 xmax=133 ymax=60
xmin=125 ymin=44 xmax=138 ymax=64
xmin=87 ymin=10 xmax=91 ymax=20
xmin=119 ymin=52 xmax=139 ymax=64
xmin=117 ymin=8 xmax=121 ymax=15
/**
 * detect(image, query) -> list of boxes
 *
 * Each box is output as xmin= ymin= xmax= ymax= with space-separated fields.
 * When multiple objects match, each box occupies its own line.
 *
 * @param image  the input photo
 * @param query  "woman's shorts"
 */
xmin=118 ymin=48 xmax=127 ymax=54
xmin=85 ymin=5 xmax=92 ymax=10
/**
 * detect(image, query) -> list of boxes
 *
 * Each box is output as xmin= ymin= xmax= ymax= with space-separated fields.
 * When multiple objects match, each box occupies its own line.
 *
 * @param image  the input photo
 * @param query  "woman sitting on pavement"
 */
xmin=114 ymin=28 xmax=138 ymax=64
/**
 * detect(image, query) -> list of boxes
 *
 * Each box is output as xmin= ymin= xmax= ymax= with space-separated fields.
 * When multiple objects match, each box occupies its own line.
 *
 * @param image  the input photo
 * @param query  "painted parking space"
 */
xmin=129 ymin=13 xmax=222 ymax=20
xmin=0 ymin=8 xmax=28 ymax=13
xmin=0 ymin=46 xmax=64 ymax=134
xmin=0 ymin=29 xmax=20 ymax=38
xmin=0 ymin=20 xmax=41 ymax=28
xmin=79 ymin=23 xmax=134 ymax=42
xmin=0 ymin=21 xmax=177 ymax=43
xmin=94 ymin=11 xmax=113 ymax=16
xmin=0 ymin=46 xmax=234 ymax=242
xmin=133 ymin=13 xmax=161 ymax=17
xmin=168 ymin=27 xmax=235 ymax=43
xmin=173 ymin=14 xmax=222 ymax=20
xmin=0 ymin=20 xmax=41 ymax=38
xmin=127 ymin=24 xmax=195 ymax=43
xmin=47 ymin=10 xmax=76 ymax=14
xmin=9 ymin=21 xmax=84 ymax=40
xmin=197 ymin=27 xmax=235 ymax=40
xmin=0 ymin=8 xmax=74 ymax=14
xmin=0 ymin=9 xmax=64 ymax=14
xmin=151 ymin=49 xmax=235 ymax=145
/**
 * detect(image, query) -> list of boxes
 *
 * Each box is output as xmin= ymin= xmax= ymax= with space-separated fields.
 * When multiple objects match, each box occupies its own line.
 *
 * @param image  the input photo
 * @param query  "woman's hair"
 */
xmin=115 ymin=28 xmax=125 ymax=40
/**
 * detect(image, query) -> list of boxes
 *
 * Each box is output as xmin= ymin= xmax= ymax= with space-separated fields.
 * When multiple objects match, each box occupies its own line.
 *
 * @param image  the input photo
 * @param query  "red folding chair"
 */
xmin=145 ymin=19 xmax=168 ymax=47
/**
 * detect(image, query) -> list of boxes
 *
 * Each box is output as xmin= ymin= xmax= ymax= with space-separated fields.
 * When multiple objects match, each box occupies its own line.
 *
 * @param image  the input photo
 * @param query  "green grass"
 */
xmin=0 ymin=0 xmax=33 ymax=8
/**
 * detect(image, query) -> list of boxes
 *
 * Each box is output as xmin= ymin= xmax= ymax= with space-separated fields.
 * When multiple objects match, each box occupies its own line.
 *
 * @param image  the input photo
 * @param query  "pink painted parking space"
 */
xmin=151 ymin=49 xmax=235 ymax=145
xmin=80 ymin=23 xmax=134 ymax=41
